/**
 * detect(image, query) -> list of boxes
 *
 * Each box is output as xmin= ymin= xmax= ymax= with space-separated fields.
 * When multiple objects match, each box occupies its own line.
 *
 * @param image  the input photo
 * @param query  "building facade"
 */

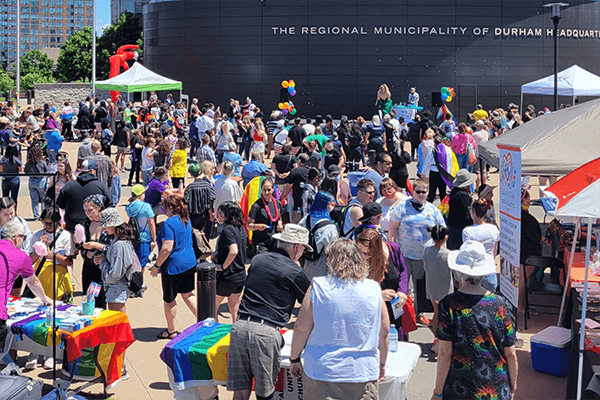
xmin=0 ymin=0 xmax=93 ymax=70
xmin=144 ymin=0 xmax=600 ymax=120
xmin=111 ymin=0 xmax=148 ymax=24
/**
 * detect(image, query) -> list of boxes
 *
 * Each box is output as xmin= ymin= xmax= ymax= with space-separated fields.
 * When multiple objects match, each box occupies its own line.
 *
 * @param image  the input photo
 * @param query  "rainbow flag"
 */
xmin=160 ymin=321 xmax=232 ymax=390
xmin=437 ymin=104 xmax=457 ymax=124
xmin=239 ymin=175 xmax=281 ymax=242
xmin=10 ymin=306 xmax=134 ymax=388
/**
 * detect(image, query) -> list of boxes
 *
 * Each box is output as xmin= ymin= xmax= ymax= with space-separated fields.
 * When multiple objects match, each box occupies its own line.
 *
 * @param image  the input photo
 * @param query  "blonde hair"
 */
xmin=413 ymin=178 xmax=428 ymax=190
xmin=200 ymin=160 xmax=215 ymax=178
xmin=425 ymin=129 xmax=435 ymax=139
xmin=325 ymin=239 xmax=369 ymax=282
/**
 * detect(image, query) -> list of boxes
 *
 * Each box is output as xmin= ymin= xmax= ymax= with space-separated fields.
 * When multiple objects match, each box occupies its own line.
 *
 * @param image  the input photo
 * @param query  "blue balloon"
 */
xmin=288 ymin=86 xmax=294 ymax=94
xmin=441 ymin=93 xmax=449 ymax=101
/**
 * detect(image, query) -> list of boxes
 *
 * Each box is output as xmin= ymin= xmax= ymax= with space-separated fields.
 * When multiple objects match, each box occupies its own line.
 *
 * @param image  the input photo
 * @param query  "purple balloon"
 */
xmin=282 ymin=108 xmax=289 ymax=115
xmin=290 ymin=90 xmax=297 ymax=96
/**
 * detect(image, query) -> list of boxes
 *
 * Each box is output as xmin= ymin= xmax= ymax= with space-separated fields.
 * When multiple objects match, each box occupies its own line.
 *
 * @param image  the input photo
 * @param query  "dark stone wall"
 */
xmin=144 ymin=0 xmax=600 ymax=121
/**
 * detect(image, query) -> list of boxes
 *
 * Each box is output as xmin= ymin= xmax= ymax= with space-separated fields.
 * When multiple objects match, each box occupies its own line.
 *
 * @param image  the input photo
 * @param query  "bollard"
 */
xmin=27 ymin=90 xmax=32 ymax=104
xmin=196 ymin=262 xmax=216 ymax=322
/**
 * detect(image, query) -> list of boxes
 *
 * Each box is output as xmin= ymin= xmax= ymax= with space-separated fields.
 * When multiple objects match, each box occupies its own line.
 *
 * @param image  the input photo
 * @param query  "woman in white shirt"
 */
xmin=289 ymin=238 xmax=390 ymax=399
xmin=376 ymin=177 xmax=406 ymax=235
xmin=462 ymin=198 xmax=499 ymax=292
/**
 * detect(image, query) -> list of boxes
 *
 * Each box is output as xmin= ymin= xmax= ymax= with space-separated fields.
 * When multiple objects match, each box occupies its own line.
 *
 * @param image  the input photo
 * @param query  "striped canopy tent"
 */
xmin=94 ymin=62 xmax=182 ymax=97
xmin=543 ymin=158 xmax=600 ymax=400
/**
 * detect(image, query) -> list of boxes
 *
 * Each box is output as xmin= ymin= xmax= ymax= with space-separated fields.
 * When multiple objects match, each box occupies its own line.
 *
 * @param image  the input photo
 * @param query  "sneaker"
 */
xmin=43 ymin=356 xmax=54 ymax=370
xmin=418 ymin=314 xmax=430 ymax=326
xmin=25 ymin=354 xmax=37 ymax=370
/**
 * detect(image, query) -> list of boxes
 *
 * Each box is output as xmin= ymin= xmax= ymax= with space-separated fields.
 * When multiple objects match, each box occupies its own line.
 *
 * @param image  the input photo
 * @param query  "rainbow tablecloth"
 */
xmin=160 ymin=321 xmax=232 ymax=390
xmin=10 ymin=306 xmax=134 ymax=388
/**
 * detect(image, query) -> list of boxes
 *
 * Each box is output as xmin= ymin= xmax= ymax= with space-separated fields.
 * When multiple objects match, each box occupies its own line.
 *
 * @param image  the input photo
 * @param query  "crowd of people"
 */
xmin=0 ymin=89 xmax=553 ymax=399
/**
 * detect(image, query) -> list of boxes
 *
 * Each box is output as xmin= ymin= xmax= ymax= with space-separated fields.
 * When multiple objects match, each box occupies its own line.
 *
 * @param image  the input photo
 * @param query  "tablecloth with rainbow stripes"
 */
xmin=10 ymin=305 xmax=134 ymax=387
xmin=160 ymin=321 xmax=232 ymax=390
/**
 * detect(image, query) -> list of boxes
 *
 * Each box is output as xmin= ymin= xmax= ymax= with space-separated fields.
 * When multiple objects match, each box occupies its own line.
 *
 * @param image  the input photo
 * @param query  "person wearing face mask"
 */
xmin=23 ymin=206 xmax=75 ymax=371
xmin=299 ymin=191 xmax=339 ymax=280
xmin=362 ymin=152 xmax=393 ymax=201
xmin=388 ymin=178 xmax=446 ymax=324
xmin=326 ymin=165 xmax=352 ymax=205
xmin=227 ymin=224 xmax=311 ymax=400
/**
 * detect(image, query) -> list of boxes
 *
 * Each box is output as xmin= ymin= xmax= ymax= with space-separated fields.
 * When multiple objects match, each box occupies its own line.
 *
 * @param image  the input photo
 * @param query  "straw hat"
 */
xmin=447 ymin=241 xmax=496 ymax=277
xmin=272 ymin=224 xmax=313 ymax=252
xmin=452 ymin=169 xmax=477 ymax=188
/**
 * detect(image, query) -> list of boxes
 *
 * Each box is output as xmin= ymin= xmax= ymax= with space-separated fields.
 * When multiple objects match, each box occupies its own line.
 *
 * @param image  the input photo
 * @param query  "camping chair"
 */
xmin=523 ymin=255 xmax=566 ymax=330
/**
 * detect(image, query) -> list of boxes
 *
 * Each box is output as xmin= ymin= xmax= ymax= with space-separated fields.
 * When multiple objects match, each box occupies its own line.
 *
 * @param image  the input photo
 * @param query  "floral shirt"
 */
xmin=437 ymin=292 xmax=517 ymax=400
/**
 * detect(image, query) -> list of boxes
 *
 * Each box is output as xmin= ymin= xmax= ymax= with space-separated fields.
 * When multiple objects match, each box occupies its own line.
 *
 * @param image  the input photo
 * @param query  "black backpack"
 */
xmin=128 ymin=212 xmax=145 ymax=249
xmin=330 ymin=203 xmax=360 ymax=237
xmin=302 ymin=215 xmax=335 ymax=262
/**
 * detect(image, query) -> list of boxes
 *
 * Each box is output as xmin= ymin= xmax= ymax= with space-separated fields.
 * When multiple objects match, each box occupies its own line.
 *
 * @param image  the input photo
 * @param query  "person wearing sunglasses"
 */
xmin=362 ymin=152 xmax=393 ymax=201
xmin=388 ymin=178 xmax=446 ymax=325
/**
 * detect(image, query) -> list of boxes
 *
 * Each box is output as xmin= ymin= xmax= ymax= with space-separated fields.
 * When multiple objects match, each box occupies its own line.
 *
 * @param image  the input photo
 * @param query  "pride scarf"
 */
xmin=160 ymin=321 xmax=232 ymax=390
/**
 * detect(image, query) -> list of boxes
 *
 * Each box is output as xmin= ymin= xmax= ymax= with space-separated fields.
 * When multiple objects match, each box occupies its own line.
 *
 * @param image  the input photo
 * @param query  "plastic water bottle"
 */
xmin=45 ymin=307 xmax=54 ymax=326
xmin=389 ymin=326 xmax=398 ymax=352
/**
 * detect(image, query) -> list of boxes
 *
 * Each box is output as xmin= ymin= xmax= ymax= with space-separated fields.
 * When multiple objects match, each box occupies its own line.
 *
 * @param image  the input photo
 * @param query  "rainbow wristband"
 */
xmin=433 ymin=390 xmax=443 ymax=398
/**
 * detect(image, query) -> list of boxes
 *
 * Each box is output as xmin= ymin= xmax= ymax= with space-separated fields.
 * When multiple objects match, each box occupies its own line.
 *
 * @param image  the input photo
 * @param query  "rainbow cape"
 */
xmin=239 ymin=176 xmax=281 ymax=242
xmin=10 ymin=306 xmax=134 ymax=388
xmin=160 ymin=321 xmax=232 ymax=390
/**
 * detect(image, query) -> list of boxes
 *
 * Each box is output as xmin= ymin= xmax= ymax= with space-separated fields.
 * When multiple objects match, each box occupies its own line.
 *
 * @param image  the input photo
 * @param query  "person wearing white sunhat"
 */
xmin=432 ymin=240 xmax=518 ymax=400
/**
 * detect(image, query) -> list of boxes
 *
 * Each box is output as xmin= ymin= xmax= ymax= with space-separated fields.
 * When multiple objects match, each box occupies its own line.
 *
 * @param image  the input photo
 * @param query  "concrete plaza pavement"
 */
xmin=8 ymin=140 xmax=568 ymax=399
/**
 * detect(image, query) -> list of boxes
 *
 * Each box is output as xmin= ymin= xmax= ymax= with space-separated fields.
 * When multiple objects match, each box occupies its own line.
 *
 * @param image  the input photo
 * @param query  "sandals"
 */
xmin=156 ymin=329 xmax=180 ymax=340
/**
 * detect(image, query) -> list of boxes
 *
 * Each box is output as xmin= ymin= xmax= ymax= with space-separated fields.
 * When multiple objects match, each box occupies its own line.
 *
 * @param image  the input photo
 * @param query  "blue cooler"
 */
xmin=347 ymin=171 xmax=366 ymax=196
xmin=530 ymin=326 xmax=572 ymax=376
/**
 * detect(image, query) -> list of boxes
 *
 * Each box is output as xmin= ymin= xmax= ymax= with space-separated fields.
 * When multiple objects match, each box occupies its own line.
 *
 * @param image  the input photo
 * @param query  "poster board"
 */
xmin=497 ymin=144 xmax=521 ymax=308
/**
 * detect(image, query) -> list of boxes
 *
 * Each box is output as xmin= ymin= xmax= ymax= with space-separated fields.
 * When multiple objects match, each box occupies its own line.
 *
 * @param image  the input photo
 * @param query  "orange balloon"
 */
xmin=283 ymin=102 xmax=290 ymax=109
xmin=281 ymin=80 xmax=289 ymax=88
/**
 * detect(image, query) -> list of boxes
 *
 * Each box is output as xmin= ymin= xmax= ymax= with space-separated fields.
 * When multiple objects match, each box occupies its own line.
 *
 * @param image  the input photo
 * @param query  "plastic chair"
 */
xmin=523 ymin=255 xmax=566 ymax=330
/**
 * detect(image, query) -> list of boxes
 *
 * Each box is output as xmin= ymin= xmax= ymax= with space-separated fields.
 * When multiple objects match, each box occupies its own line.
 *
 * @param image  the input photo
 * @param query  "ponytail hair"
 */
xmin=161 ymin=194 xmax=190 ymax=225
xmin=429 ymin=225 xmax=448 ymax=241
xmin=471 ymin=198 xmax=489 ymax=218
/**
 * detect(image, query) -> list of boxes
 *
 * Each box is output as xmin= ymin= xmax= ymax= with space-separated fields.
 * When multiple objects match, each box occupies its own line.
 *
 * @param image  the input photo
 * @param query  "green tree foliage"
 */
xmin=97 ymin=11 xmax=143 ymax=80
xmin=56 ymin=26 xmax=93 ymax=82
xmin=0 ymin=67 xmax=15 ymax=94
xmin=20 ymin=50 xmax=54 ymax=78
xmin=21 ymin=71 xmax=56 ymax=92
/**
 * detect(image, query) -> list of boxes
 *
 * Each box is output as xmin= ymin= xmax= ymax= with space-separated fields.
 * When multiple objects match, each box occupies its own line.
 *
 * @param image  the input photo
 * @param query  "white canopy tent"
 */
xmin=543 ymin=158 xmax=600 ymax=400
xmin=520 ymin=65 xmax=600 ymax=110
xmin=94 ymin=62 xmax=183 ymax=99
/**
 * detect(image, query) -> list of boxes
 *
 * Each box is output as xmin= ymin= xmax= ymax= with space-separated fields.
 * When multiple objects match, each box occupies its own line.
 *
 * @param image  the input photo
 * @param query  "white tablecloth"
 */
xmin=391 ymin=106 xmax=423 ymax=121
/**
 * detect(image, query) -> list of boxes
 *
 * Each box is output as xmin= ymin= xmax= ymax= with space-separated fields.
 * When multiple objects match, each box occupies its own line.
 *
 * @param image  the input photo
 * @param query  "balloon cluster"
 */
xmin=281 ymin=80 xmax=297 ymax=95
xmin=440 ymin=86 xmax=455 ymax=103
xmin=279 ymin=80 xmax=298 ymax=115
xmin=278 ymin=100 xmax=297 ymax=115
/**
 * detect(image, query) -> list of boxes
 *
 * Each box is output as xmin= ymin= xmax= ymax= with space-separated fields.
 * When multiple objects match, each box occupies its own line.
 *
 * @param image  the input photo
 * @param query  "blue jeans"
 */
xmin=455 ymin=153 xmax=469 ymax=170
xmin=47 ymin=149 xmax=59 ymax=164
xmin=142 ymin=169 xmax=153 ymax=186
xmin=29 ymin=178 xmax=46 ymax=219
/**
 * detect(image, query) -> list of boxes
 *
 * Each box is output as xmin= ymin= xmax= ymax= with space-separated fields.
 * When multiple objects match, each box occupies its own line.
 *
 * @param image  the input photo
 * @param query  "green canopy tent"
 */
xmin=94 ymin=62 xmax=182 ymax=100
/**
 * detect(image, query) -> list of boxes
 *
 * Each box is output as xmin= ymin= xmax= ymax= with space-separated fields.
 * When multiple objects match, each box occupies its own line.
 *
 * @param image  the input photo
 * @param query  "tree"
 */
xmin=97 ymin=11 xmax=143 ymax=80
xmin=20 ymin=50 xmax=54 ymax=78
xmin=0 ymin=67 xmax=14 ymax=94
xmin=21 ymin=71 xmax=56 ymax=92
xmin=57 ymin=26 xmax=93 ymax=82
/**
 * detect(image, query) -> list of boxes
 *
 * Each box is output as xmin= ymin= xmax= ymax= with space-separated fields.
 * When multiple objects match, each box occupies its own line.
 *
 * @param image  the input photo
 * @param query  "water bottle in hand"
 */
xmin=389 ymin=326 xmax=398 ymax=352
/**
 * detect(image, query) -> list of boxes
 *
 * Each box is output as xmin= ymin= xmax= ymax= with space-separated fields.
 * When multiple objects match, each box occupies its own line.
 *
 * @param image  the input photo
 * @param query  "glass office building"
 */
xmin=110 ymin=0 xmax=148 ymax=24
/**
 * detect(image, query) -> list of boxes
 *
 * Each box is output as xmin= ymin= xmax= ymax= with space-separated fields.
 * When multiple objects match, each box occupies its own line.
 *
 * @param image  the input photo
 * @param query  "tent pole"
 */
xmin=558 ymin=220 xmax=579 ymax=326
xmin=576 ymin=218 xmax=593 ymax=400
xmin=520 ymin=91 xmax=523 ymax=116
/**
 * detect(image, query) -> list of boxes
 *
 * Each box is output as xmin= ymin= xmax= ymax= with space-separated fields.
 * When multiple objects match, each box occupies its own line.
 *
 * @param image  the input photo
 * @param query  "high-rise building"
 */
xmin=110 ymin=0 xmax=149 ymax=24
xmin=0 ymin=0 xmax=94 ymax=70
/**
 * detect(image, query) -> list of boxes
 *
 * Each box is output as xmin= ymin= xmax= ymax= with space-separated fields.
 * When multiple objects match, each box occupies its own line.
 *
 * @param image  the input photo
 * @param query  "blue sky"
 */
xmin=96 ymin=0 xmax=111 ymax=34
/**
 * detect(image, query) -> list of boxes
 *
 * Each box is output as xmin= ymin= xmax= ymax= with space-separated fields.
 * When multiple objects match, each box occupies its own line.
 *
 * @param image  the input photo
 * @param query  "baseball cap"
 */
xmin=358 ymin=202 xmax=382 ymax=223
xmin=81 ymin=160 xmax=97 ymax=171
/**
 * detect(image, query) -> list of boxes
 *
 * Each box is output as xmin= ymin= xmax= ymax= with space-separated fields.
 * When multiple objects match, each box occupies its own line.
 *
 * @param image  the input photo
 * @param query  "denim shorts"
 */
xmin=105 ymin=282 xmax=130 ymax=304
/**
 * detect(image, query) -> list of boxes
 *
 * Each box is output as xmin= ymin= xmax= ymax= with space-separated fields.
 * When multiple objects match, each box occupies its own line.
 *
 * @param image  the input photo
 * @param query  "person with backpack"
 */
xmin=299 ymin=191 xmax=339 ymax=281
xmin=339 ymin=178 xmax=375 ymax=238
xmin=126 ymin=185 xmax=157 ymax=296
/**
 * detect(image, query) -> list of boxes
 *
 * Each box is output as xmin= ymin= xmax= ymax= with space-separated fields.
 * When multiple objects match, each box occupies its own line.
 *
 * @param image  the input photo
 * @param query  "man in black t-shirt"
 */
xmin=227 ymin=224 xmax=311 ymax=400
xmin=287 ymin=117 xmax=306 ymax=154
xmin=113 ymin=120 xmax=130 ymax=171
xmin=280 ymin=153 xmax=310 ymax=224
